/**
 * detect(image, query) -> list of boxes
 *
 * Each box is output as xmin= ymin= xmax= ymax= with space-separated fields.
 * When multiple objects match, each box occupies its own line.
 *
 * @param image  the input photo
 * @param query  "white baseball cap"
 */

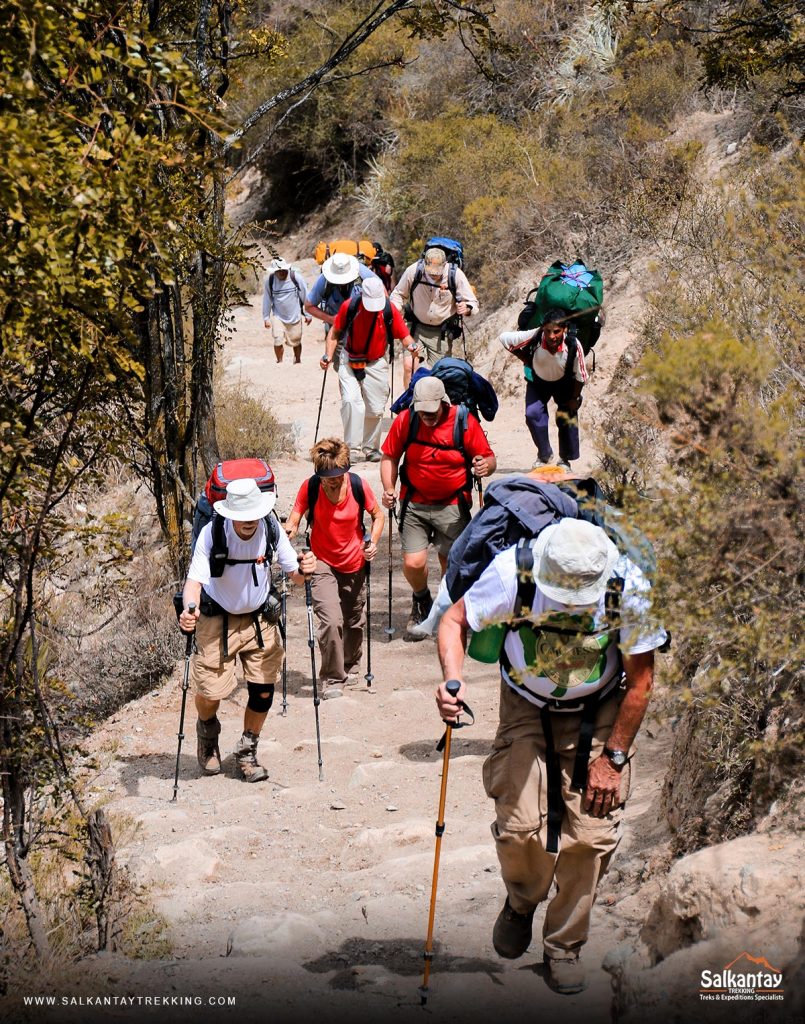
xmin=361 ymin=276 xmax=386 ymax=312
xmin=269 ymin=257 xmax=290 ymax=272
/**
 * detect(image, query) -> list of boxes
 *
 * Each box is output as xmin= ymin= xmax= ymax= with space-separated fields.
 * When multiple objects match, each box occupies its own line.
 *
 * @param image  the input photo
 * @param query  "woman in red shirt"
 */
xmin=286 ymin=438 xmax=384 ymax=698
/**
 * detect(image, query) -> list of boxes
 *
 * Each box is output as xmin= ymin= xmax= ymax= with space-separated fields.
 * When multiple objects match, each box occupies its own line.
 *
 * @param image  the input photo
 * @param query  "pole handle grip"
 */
xmin=446 ymin=679 xmax=461 ymax=698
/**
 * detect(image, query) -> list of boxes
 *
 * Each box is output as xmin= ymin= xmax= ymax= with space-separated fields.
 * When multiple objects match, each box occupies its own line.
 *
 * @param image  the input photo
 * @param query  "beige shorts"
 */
xmin=271 ymin=316 xmax=303 ymax=348
xmin=400 ymin=500 xmax=469 ymax=556
xmin=192 ymin=610 xmax=284 ymax=701
xmin=412 ymin=322 xmax=452 ymax=365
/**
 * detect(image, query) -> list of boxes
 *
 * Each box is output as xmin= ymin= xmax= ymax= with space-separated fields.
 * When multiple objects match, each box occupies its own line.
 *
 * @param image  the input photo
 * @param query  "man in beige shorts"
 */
xmin=179 ymin=478 xmax=316 ymax=782
xmin=380 ymin=377 xmax=496 ymax=639
xmin=436 ymin=519 xmax=667 ymax=995
xmin=262 ymin=257 xmax=310 ymax=364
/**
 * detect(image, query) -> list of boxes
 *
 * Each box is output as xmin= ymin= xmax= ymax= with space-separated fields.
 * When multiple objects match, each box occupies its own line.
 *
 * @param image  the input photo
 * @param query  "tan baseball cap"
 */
xmin=412 ymin=376 xmax=450 ymax=414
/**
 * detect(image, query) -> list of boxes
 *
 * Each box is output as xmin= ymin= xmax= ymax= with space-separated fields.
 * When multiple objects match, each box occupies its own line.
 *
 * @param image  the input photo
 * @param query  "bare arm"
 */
xmin=305 ymin=300 xmax=335 ymax=326
xmin=584 ymin=650 xmax=655 ymax=817
xmin=435 ymin=598 xmax=469 ymax=721
xmin=380 ymin=454 xmax=399 ymax=508
xmin=285 ymin=509 xmax=302 ymax=539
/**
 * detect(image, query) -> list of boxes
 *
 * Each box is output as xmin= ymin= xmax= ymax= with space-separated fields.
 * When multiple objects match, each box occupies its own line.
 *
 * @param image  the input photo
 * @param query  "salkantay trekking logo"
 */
xmin=700 ymin=952 xmax=784 ymax=1002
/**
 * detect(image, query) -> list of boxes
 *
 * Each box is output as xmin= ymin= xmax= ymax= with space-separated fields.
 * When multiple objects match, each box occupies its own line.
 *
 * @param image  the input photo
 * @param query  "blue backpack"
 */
xmin=391 ymin=357 xmax=498 ymax=423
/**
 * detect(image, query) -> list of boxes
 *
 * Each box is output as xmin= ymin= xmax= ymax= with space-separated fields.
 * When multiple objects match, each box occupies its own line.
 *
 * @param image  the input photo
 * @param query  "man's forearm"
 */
xmin=437 ymin=599 xmax=468 ymax=681
xmin=606 ymin=651 xmax=654 ymax=751
xmin=183 ymin=579 xmax=202 ymax=609
xmin=305 ymin=301 xmax=332 ymax=325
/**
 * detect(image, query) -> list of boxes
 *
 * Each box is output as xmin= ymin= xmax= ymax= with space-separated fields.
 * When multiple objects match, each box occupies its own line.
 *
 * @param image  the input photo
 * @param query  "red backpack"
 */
xmin=204 ymin=458 xmax=275 ymax=504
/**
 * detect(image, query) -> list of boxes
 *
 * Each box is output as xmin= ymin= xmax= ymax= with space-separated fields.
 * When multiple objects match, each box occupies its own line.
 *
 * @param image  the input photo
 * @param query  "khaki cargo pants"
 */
xmin=482 ymin=680 xmax=632 ymax=959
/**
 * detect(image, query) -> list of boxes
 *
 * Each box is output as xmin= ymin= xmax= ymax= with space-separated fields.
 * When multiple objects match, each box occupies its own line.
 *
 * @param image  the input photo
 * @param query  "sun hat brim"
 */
xmin=532 ymin=521 xmax=620 ymax=605
xmin=213 ymin=490 xmax=276 ymax=521
xmin=322 ymin=254 xmax=360 ymax=284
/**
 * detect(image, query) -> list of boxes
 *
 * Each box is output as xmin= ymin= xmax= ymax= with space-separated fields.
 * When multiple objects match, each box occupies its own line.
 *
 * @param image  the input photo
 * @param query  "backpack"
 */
xmin=268 ymin=268 xmax=305 ymax=313
xmin=370 ymin=243 xmax=395 ymax=291
xmin=314 ymin=239 xmax=377 ymax=266
xmin=390 ymin=358 xmax=499 ymax=423
xmin=518 ymin=259 xmax=604 ymax=354
xmin=409 ymin=237 xmax=466 ymax=307
xmin=306 ymin=473 xmax=366 ymax=532
xmin=191 ymin=459 xmax=280 ymax=579
xmin=343 ymin=293 xmax=394 ymax=366
xmin=509 ymin=324 xmax=584 ymax=385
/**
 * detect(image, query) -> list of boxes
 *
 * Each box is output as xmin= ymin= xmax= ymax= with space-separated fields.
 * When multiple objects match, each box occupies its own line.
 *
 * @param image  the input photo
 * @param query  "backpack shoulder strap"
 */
xmin=563 ymin=332 xmax=580 ymax=380
xmin=209 ymin=512 xmax=228 ymax=578
xmin=448 ymin=263 xmax=457 ymax=300
xmin=344 ymin=293 xmax=362 ymax=343
xmin=349 ymin=472 xmax=367 ymax=532
xmin=411 ymin=259 xmax=425 ymax=294
xmin=307 ymin=475 xmax=321 ymax=530
xmin=264 ymin=512 xmax=280 ymax=561
xmin=514 ymin=539 xmax=536 ymax=618
xmin=382 ymin=299 xmax=394 ymax=351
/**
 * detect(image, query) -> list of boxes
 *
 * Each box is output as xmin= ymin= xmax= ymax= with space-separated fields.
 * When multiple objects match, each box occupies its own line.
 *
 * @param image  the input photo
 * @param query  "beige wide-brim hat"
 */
xmin=322 ymin=252 xmax=360 ymax=284
xmin=532 ymin=519 xmax=620 ymax=605
xmin=213 ymin=478 xmax=277 ymax=521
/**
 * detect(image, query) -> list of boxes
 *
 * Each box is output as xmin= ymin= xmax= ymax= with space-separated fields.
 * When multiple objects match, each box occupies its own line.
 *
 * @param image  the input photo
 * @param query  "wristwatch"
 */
xmin=603 ymin=747 xmax=628 ymax=769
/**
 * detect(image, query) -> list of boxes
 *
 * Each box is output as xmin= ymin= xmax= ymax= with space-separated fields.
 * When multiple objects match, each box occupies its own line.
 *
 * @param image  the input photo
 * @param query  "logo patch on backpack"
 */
xmin=514 ymin=613 xmax=611 ymax=696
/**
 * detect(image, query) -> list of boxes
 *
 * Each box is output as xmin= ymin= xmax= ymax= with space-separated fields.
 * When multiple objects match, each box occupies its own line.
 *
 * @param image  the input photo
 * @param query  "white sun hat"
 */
xmin=532 ymin=518 xmax=620 ymax=605
xmin=213 ymin=478 xmax=276 ymax=521
xmin=322 ymin=252 xmax=360 ymax=284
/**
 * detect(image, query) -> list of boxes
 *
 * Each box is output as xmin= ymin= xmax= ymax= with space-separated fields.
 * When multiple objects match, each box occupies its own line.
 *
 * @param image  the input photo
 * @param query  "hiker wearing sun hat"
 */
xmin=262 ymin=256 xmax=310 ymax=364
xmin=435 ymin=517 xmax=667 ymax=995
xmin=304 ymin=252 xmax=378 ymax=355
xmin=321 ymin=276 xmax=415 ymax=464
xmin=179 ymin=478 xmax=316 ymax=782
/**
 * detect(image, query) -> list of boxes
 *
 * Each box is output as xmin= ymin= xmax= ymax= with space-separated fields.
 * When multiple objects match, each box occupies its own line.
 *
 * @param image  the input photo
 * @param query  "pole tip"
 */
xmin=418 ymin=986 xmax=428 ymax=1006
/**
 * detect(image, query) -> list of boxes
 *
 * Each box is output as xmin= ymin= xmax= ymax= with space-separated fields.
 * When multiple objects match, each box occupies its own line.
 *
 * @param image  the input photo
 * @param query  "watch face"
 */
xmin=606 ymin=748 xmax=628 ymax=768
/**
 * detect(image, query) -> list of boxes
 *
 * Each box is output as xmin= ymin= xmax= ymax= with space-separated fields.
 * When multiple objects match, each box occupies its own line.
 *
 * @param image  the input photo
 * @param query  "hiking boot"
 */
xmin=234 ymin=731 xmax=269 ymax=783
xmin=321 ymin=682 xmax=343 ymax=700
xmin=557 ymin=460 xmax=572 ymax=471
xmin=364 ymin=450 xmax=383 ymax=463
xmin=404 ymin=590 xmax=433 ymax=641
xmin=532 ymin=455 xmax=554 ymax=469
xmin=492 ymin=898 xmax=535 ymax=959
xmin=543 ymin=954 xmax=586 ymax=995
xmin=196 ymin=716 xmax=221 ymax=776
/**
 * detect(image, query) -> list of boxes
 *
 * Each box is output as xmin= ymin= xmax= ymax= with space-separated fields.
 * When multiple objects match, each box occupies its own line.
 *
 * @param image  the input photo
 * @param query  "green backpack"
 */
xmin=518 ymin=259 xmax=604 ymax=354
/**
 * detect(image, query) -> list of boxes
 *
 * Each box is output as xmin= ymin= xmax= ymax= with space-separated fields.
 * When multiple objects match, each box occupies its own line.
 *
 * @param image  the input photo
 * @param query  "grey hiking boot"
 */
xmin=234 ymin=730 xmax=269 ymax=783
xmin=492 ymin=897 xmax=535 ymax=959
xmin=404 ymin=590 xmax=433 ymax=641
xmin=543 ymin=954 xmax=586 ymax=994
xmin=196 ymin=716 xmax=221 ymax=776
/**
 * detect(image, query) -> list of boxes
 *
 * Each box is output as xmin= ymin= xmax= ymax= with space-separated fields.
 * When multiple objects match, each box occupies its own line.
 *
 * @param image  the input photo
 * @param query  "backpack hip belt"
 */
xmin=199 ymin=587 xmax=279 ymax=658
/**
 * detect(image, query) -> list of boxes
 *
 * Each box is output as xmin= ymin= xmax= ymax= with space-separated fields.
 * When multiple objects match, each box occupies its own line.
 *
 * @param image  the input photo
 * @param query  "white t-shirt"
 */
xmin=464 ymin=544 xmax=666 ymax=706
xmin=188 ymin=517 xmax=299 ymax=615
xmin=499 ymin=329 xmax=587 ymax=384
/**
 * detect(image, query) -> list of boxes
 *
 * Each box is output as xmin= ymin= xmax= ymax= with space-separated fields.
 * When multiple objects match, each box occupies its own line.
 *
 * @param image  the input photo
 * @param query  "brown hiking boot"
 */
xmin=196 ymin=716 xmax=221 ymax=776
xmin=404 ymin=590 xmax=432 ymax=641
xmin=492 ymin=897 xmax=535 ymax=959
xmin=543 ymin=954 xmax=587 ymax=994
xmin=234 ymin=730 xmax=268 ymax=783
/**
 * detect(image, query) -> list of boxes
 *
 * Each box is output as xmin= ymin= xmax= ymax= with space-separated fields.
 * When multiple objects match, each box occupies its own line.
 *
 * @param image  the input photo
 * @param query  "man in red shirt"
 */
xmin=320 ymin=277 xmax=416 ymax=464
xmin=285 ymin=437 xmax=384 ymax=698
xmin=380 ymin=377 xmax=496 ymax=639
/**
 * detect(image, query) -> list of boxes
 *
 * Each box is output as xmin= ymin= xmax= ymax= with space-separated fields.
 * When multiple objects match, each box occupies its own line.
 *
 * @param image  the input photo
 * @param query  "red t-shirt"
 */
xmin=292 ymin=476 xmax=378 ymax=573
xmin=381 ymin=406 xmax=494 ymax=505
xmin=333 ymin=299 xmax=409 ymax=362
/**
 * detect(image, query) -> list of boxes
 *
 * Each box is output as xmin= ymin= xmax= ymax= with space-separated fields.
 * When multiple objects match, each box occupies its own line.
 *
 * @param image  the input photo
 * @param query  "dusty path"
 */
xmin=12 ymin=243 xmax=673 ymax=1024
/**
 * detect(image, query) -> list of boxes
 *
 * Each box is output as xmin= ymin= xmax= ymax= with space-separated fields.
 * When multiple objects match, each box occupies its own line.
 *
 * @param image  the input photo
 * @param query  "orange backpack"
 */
xmin=314 ymin=239 xmax=377 ymax=265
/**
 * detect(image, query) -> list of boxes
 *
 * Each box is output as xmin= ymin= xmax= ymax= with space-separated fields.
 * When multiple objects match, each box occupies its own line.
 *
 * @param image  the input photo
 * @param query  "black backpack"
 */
xmin=397 ymin=404 xmax=473 ymax=529
xmin=343 ymin=293 xmax=394 ymax=358
xmin=192 ymin=492 xmax=281 ymax=581
xmin=306 ymin=473 xmax=367 ymax=532
xmin=391 ymin=358 xmax=498 ymax=423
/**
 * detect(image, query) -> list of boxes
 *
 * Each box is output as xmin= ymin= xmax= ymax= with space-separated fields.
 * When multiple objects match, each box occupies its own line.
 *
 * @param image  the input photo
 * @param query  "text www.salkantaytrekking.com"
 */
xmin=23 ymin=996 xmax=236 ymax=1007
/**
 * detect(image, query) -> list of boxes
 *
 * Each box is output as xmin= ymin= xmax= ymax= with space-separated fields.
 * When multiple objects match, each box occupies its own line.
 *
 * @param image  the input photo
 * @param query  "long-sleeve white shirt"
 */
xmin=262 ymin=269 xmax=307 ymax=324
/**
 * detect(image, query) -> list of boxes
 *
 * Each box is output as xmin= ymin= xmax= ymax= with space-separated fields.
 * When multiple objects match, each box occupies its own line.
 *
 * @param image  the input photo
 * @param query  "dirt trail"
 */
xmin=28 ymin=238 xmax=674 ymax=1024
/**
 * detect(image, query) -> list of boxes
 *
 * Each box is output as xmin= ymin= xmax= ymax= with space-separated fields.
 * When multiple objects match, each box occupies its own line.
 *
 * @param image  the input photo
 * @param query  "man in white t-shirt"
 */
xmin=179 ymin=479 xmax=316 ymax=782
xmin=500 ymin=308 xmax=588 ymax=470
xmin=436 ymin=518 xmax=666 ymax=995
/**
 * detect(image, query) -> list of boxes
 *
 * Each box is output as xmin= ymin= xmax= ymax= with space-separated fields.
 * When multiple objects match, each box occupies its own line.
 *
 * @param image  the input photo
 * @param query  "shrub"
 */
xmin=215 ymin=368 xmax=296 ymax=461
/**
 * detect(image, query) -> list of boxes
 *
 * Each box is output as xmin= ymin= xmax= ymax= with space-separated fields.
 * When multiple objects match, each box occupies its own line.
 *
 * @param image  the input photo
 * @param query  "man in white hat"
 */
xmin=320 ymin=276 xmax=416 ymax=463
xmin=435 ymin=518 xmax=667 ymax=995
xmin=262 ymin=256 xmax=311 ymax=364
xmin=304 ymin=253 xmax=378 ymax=366
xmin=380 ymin=375 xmax=495 ymax=637
xmin=179 ymin=478 xmax=316 ymax=782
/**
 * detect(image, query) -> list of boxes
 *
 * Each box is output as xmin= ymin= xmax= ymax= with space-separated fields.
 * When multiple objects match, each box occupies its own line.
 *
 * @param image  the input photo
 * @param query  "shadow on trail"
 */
xmin=303 ymin=936 xmax=502 ymax=986
xmin=399 ymin=738 xmax=492 ymax=762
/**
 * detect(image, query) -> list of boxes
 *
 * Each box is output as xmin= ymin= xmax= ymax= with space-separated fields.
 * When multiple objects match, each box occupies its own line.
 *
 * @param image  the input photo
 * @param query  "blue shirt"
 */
xmin=307 ymin=264 xmax=376 ymax=315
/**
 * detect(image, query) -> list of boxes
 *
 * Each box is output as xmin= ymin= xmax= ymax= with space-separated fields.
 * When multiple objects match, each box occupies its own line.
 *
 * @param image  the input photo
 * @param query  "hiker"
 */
xmin=262 ymin=257 xmax=311 ymax=364
xmin=178 ymin=478 xmax=316 ymax=783
xmin=500 ymin=308 xmax=587 ymax=470
xmin=284 ymin=437 xmax=384 ymax=699
xmin=391 ymin=247 xmax=479 ymax=387
xmin=436 ymin=517 xmax=667 ymax=994
xmin=320 ymin=276 xmax=416 ymax=464
xmin=305 ymin=253 xmax=378 ymax=361
xmin=380 ymin=376 xmax=496 ymax=639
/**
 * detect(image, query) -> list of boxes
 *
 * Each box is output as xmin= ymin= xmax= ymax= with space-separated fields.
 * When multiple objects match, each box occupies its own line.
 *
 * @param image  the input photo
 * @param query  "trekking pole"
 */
xmin=302 ymin=548 xmax=324 ymax=782
xmin=280 ymin=568 xmax=288 ymax=716
xmin=313 ymin=365 xmax=328 ymax=446
xmin=171 ymin=595 xmax=196 ymax=803
xmin=384 ymin=506 xmax=396 ymax=641
xmin=363 ymin=533 xmax=374 ymax=689
xmin=420 ymin=680 xmax=462 ymax=1005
